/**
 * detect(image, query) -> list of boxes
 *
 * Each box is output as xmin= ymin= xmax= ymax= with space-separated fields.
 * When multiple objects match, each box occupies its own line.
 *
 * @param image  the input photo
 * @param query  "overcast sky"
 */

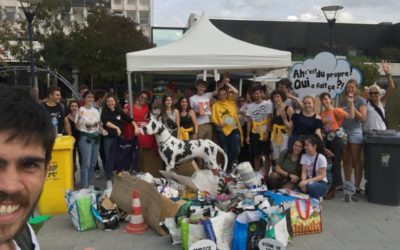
xmin=153 ymin=0 xmax=400 ymax=27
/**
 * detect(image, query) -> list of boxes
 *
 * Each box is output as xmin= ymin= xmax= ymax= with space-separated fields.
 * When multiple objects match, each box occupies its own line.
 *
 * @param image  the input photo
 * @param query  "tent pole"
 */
xmin=127 ymin=71 xmax=134 ymax=117
xmin=140 ymin=74 xmax=144 ymax=90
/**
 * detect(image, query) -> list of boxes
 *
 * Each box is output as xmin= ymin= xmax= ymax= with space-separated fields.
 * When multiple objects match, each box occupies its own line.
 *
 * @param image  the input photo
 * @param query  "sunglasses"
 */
xmin=369 ymin=92 xmax=379 ymax=95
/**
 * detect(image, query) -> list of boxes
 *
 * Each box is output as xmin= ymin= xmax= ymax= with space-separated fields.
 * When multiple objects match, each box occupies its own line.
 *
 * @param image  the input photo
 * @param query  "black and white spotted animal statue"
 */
xmin=142 ymin=115 xmax=228 ymax=172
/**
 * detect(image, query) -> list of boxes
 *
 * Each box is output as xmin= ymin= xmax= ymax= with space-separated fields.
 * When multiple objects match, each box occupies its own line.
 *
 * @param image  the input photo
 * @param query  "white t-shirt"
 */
xmin=364 ymin=101 xmax=386 ymax=131
xmin=75 ymin=106 xmax=101 ymax=133
xmin=245 ymin=100 xmax=273 ymax=134
xmin=189 ymin=92 xmax=213 ymax=125
xmin=300 ymin=153 xmax=327 ymax=182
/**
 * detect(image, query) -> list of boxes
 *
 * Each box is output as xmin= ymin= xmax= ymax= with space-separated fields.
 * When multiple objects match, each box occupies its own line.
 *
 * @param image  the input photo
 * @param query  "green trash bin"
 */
xmin=364 ymin=130 xmax=400 ymax=206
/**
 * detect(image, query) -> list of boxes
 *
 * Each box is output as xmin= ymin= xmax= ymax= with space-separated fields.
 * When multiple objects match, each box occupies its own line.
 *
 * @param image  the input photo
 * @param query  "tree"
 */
xmin=71 ymin=8 xmax=151 ymax=86
xmin=0 ymin=2 xmax=151 ymax=89
xmin=348 ymin=56 xmax=380 ymax=86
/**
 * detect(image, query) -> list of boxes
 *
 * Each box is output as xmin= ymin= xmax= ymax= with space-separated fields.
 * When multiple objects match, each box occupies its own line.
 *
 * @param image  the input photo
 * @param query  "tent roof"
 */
xmin=126 ymin=13 xmax=291 ymax=74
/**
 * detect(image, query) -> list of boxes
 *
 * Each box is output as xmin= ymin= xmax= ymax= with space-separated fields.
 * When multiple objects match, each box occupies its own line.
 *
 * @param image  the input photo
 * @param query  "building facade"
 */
xmin=0 ymin=0 xmax=152 ymax=37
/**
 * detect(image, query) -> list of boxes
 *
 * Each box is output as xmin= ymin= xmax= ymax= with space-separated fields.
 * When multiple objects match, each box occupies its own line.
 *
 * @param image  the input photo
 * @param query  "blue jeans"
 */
xmin=79 ymin=134 xmax=100 ymax=188
xmin=306 ymin=181 xmax=328 ymax=199
xmin=216 ymin=129 xmax=241 ymax=170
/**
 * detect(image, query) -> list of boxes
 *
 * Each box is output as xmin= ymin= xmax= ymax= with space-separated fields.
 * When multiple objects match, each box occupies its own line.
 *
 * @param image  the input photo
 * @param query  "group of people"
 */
xmin=37 ymin=62 xmax=395 ymax=200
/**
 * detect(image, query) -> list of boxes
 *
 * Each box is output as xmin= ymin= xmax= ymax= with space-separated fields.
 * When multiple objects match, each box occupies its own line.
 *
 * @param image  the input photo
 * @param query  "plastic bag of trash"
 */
xmin=65 ymin=189 xmax=97 ymax=231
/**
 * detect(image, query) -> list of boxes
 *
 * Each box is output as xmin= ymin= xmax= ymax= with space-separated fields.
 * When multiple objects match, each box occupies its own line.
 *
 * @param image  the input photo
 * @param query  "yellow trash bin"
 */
xmin=38 ymin=135 xmax=75 ymax=215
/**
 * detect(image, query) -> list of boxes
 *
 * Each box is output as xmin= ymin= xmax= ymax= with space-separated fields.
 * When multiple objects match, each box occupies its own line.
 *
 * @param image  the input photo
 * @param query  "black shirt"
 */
xmin=101 ymin=110 xmax=133 ymax=137
xmin=43 ymin=103 xmax=65 ymax=134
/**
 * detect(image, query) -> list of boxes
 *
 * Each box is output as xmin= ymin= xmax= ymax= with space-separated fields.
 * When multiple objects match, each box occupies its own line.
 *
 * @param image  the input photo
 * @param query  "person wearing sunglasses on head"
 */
xmin=364 ymin=60 xmax=395 ymax=131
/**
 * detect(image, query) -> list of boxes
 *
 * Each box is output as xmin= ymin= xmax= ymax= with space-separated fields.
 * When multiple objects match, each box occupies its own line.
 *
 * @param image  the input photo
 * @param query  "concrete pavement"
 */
xmin=37 ymin=190 xmax=400 ymax=250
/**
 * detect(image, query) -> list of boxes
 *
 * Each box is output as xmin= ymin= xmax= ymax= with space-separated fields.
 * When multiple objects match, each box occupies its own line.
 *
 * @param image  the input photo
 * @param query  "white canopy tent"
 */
xmin=125 ymin=13 xmax=291 ymax=114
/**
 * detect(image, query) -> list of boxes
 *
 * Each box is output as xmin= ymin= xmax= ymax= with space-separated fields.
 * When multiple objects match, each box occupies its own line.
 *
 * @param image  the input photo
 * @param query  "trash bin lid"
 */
xmin=53 ymin=135 xmax=75 ymax=150
xmin=364 ymin=130 xmax=400 ymax=145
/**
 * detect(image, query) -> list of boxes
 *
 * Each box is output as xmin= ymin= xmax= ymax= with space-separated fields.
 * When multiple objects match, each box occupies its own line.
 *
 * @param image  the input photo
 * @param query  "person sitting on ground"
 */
xmin=299 ymin=135 xmax=328 ymax=199
xmin=364 ymin=60 xmax=395 ymax=131
xmin=268 ymin=138 xmax=304 ymax=190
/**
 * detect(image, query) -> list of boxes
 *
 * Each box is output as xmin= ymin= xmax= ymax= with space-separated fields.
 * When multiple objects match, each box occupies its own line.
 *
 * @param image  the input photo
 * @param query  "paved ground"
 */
xmin=37 ymin=188 xmax=400 ymax=250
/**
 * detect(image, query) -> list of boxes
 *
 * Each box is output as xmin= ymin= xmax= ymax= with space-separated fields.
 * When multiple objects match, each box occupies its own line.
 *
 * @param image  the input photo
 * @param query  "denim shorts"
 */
xmin=344 ymin=127 xmax=363 ymax=144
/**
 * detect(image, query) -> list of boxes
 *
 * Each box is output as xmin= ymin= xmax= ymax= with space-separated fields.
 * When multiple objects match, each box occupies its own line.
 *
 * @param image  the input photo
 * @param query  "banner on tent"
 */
xmin=289 ymin=52 xmax=362 ymax=99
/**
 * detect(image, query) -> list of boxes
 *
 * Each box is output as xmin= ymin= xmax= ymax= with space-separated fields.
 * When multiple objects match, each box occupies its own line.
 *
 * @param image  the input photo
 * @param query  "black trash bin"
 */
xmin=364 ymin=130 xmax=400 ymax=206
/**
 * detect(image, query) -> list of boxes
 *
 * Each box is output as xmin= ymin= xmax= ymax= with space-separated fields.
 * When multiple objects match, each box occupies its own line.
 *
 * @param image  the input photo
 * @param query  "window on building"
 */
xmin=127 ymin=0 xmax=136 ymax=5
xmin=126 ymin=10 xmax=137 ymax=21
xmin=288 ymin=48 xmax=307 ymax=58
xmin=5 ymin=7 xmax=16 ymax=22
xmin=139 ymin=10 xmax=149 ymax=24
xmin=348 ymin=49 xmax=368 ymax=57
xmin=139 ymin=0 xmax=149 ymax=7
xmin=114 ymin=0 xmax=122 ymax=5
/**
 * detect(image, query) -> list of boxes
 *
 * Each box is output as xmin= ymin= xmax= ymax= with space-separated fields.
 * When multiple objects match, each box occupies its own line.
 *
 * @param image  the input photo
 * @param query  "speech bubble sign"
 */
xmin=189 ymin=239 xmax=217 ymax=250
xmin=258 ymin=238 xmax=286 ymax=250
xmin=289 ymin=52 xmax=362 ymax=99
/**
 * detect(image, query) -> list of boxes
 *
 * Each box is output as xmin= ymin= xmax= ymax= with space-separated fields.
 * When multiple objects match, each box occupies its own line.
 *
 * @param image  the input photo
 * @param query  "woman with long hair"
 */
xmin=287 ymin=95 xmax=323 ymax=149
xmin=176 ymin=96 xmax=198 ymax=140
xmin=75 ymin=91 xmax=101 ymax=189
xmin=64 ymin=100 xmax=80 ymax=176
xmin=211 ymin=87 xmax=243 ymax=170
xmin=299 ymin=135 xmax=328 ymax=199
xmin=101 ymin=94 xmax=137 ymax=189
xmin=319 ymin=92 xmax=354 ymax=199
xmin=158 ymin=94 xmax=180 ymax=137
xmin=124 ymin=91 xmax=159 ymax=175
xmin=268 ymin=138 xmax=304 ymax=190
xmin=340 ymin=79 xmax=367 ymax=193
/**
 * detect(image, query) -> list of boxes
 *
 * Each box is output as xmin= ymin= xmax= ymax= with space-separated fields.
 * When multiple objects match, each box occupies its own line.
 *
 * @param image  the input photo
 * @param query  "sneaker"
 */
xmin=106 ymin=180 xmax=113 ymax=190
xmin=95 ymin=170 xmax=101 ymax=180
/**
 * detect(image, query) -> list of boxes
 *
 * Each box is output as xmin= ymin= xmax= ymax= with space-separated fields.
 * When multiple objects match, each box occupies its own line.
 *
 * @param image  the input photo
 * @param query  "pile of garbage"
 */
xmin=64 ymin=161 xmax=323 ymax=250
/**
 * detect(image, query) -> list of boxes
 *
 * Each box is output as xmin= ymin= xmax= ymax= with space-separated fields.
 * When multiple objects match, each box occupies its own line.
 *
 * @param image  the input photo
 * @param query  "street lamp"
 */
xmin=19 ymin=0 xmax=41 ymax=89
xmin=321 ymin=5 xmax=343 ymax=52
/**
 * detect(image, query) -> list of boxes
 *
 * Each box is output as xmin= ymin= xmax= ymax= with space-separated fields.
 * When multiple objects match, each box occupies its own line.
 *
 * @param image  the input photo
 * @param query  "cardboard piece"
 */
xmin=173 ymin=160 xmax=199 ymax=177
xmin=110 ymin=172 xmax=179 ymax=235
xmin=160 ymin=171 xmax=198 ymax=192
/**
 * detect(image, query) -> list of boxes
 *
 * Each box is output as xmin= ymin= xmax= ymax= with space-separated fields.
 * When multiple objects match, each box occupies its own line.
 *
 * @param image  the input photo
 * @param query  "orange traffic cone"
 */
xmin=124 ymin=189 xmax=148 ymax=234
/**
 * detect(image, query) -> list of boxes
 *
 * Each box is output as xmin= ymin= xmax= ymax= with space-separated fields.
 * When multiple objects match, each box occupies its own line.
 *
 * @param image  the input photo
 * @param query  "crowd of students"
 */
xmin=41 ymin=61 xmax=394 ymax=200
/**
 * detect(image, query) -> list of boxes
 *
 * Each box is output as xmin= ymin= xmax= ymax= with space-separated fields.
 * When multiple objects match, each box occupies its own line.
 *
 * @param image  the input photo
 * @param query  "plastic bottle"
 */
xmin=51 ymin=115 xmax=58 ymax=135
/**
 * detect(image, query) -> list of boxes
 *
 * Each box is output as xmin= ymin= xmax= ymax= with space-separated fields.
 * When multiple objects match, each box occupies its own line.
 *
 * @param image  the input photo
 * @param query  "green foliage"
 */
xmin=386 ymin=86 xmax=400 ymax=129
xmin=71 ymin=8 xmax=151 ymax=84
xmin=0 ymin=2 xmax=151 ymax=88
xmin=379 ymin=47 xmax=400 ymax=62
xmin=348 ymin=56 xmax=380 ymax=86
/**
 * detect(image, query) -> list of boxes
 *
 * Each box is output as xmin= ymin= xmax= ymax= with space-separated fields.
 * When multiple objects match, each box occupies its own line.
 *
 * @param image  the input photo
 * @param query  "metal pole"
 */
xmin=329 ymin=21 xmax=334 ymax=52
xmin=127 ymin=72 xmax=133 ymax=117
xmin=28 ymin=19 xmax=35 ymax=89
